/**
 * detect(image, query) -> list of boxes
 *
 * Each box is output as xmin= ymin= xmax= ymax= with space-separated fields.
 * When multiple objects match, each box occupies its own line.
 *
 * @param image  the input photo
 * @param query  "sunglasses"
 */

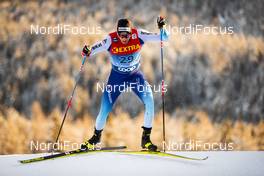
xmin=118 ymin=32 xmax=131 ymax=39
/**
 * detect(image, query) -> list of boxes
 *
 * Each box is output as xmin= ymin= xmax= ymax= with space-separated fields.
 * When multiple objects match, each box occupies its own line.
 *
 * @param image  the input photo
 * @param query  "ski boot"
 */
xmin=81 ymin=128 xmax=103 ymax=151
xmin=141 ymin=126 xmax=158 ymax=151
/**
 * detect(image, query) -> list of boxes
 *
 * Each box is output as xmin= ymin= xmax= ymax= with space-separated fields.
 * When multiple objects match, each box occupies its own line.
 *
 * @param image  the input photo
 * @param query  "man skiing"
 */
xmin=81 ymin=16 xmax=169 ymax=151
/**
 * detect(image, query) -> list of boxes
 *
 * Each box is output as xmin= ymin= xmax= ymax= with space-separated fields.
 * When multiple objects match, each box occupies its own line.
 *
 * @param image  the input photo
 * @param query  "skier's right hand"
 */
xmin=82 ymin=45 xmax=91 ymax=57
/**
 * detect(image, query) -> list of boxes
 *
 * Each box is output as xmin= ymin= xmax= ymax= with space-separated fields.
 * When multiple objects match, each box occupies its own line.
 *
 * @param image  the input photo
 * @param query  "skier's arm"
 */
xmin=137 ymin=28 xmax=169 ymax=43
xmin=90 ymin=35 xmax=111 ymax=56
xmin=82 ymin=35 xmax=111 ymax=57
xmin=137 ymin=16 xmax=169 ymax=43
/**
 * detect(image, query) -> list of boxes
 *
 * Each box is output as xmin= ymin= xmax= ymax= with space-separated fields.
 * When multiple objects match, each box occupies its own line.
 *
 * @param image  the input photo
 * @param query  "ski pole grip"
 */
xmin=81 ymin=55 xmax=87 ymax=65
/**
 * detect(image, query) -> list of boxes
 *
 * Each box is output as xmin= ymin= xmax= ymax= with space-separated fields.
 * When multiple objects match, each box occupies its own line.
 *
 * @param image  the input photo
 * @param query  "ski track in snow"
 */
xmin=0 ymin=151 xmax=263 ymax=176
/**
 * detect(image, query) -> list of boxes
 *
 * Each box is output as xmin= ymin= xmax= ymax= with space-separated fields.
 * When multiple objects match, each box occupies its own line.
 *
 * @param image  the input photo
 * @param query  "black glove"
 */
xmin=157 ymin=16 xmax=166 ymax=29
xmin=82 ymin=45 xmax=91 ymax=57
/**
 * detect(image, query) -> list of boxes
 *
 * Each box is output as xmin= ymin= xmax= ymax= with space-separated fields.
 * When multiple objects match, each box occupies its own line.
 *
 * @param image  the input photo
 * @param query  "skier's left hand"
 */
xmin=157 ymin=16 xmax=166 ymax=29
xmin=82 ymin=45 xmax=91 ymax=57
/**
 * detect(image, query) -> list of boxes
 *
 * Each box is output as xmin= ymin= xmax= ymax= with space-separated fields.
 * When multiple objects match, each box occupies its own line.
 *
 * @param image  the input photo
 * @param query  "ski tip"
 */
xmin=19 ymin=160 xmax=30 ymax=164
xmin=19 ymin=159 xmax=36 ymax=164
xmin=202 ymin=156 xmax=209 ymax=160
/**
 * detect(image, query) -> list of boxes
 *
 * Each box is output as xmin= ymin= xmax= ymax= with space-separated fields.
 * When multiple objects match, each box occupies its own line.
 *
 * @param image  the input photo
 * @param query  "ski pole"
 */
xmin=52 ymin=55 xmax=87 ymax=152
xmin=160 ymin=28 xmax=166 ymax=152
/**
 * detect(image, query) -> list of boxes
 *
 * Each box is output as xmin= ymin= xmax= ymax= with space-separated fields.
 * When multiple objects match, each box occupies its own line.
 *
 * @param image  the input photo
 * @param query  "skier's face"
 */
xmin=118 ymin=32 xmax=131 ymax=44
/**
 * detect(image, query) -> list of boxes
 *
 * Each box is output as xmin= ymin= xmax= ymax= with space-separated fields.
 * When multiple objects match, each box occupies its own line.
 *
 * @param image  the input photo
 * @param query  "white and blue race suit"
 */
xmin=89 ymin=28 xmax=169 ymax=130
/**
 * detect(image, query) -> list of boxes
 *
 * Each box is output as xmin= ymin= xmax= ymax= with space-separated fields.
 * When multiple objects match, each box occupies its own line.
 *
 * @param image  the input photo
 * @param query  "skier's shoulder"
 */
xmin=102 ymin=35 xmax=111 ymax=44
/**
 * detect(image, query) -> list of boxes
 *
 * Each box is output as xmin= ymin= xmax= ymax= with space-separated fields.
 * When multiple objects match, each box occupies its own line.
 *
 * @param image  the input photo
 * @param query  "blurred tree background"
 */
xmin=0 ymin=0 xmax=263 ymax=153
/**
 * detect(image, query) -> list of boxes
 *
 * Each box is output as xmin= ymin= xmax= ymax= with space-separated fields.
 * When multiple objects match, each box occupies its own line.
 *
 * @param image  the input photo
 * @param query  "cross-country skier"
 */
xmin=81 ymin=16 xmax=168 ymax=151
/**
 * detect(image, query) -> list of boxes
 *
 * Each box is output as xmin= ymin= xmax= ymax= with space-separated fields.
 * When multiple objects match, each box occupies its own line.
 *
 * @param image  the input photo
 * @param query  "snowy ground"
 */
xmin=0 ymin=151 xmax=263 ymax=176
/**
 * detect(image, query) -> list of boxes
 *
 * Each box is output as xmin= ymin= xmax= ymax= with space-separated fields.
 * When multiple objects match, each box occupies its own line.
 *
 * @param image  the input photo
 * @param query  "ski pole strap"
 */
xmin=80 ymin=56 xmax=87 ymax=72
xmin=81 ymin=56 xmax=87 ymax=65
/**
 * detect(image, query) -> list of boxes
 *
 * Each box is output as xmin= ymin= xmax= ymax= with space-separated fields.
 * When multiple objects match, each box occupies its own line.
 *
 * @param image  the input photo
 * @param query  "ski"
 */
xmin=20 ymin=147 xmax=207 ymax=164
xmin=112 ymin=151 xmax=208 ymax=161
xmin=19 ymin=146 xmax=127 ymax=164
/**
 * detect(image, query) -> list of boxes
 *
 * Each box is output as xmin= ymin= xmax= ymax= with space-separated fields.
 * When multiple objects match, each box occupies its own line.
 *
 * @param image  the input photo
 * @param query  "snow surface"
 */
xmin=0 ymin=151 xmax=263 ymax=176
